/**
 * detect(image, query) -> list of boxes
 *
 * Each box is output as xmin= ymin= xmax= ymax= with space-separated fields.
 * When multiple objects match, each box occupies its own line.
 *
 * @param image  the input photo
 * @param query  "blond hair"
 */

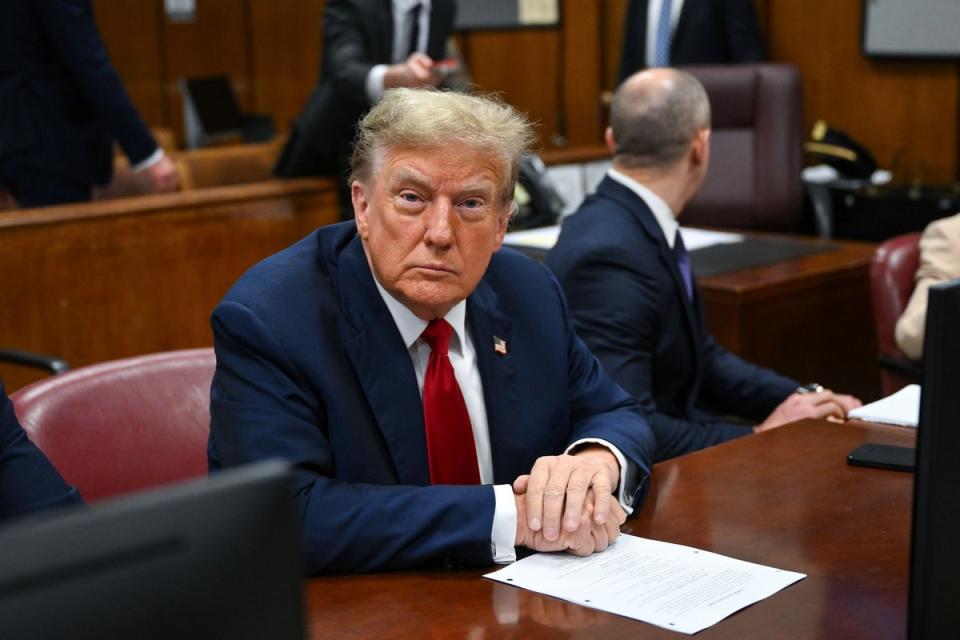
xmin=350 ymin=88 xmax=536 ymax=206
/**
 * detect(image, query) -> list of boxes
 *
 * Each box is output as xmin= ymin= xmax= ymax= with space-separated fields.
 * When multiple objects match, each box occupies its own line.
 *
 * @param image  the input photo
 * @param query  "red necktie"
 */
xmin=421 ymin=319 xmax=481 ymax=485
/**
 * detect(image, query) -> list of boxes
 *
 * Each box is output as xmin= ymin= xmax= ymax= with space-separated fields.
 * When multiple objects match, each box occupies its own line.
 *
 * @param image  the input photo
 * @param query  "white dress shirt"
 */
xmin=365 ymin=0 xmax=433 ymax=103
xmin=645 ymin=0 xmax=685 ymax=68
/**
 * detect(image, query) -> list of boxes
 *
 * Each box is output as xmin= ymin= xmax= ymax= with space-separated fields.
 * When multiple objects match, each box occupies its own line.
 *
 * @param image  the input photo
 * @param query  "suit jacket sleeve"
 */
xmin=895 ymin=215 xmax=960 ymax=360
xmin=697 ymin=334 xmax=798 ymax=423
xmin=723 ymin=0 xmax=765 ymax=63
xmin=323 ymin=1 xmax=382 ymax=103
xmin=0 ymin=382 xmax=81 ymax=522
xmin=210 ymin=300 xmax=498 ymax=574
xmin=32 ymin=0 xmax=157 ymax=165
xmin=555 ymin=246 xmax=756 ymax=461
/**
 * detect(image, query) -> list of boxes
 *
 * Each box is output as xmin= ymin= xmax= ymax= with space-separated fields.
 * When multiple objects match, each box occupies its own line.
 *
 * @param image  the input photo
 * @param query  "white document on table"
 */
xmin=848 ymin=384 xmax=921 ymax=427
xmin=485 ymin=534 xmax=805 ymax=635
xmin=503 ymin=225 xmax=744 ymax=253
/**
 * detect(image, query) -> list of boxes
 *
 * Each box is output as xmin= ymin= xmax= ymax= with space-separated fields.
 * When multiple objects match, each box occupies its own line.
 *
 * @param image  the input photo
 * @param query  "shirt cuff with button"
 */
xmin=565 ymin=438 xmax=641 ymax=516
xmin=365 ymin=64 xmax=389 ymax=104
xmin=130 ymin=147 xmax=164 ymax=173
xmin=491 ymin=483 xmax=518 ymax=564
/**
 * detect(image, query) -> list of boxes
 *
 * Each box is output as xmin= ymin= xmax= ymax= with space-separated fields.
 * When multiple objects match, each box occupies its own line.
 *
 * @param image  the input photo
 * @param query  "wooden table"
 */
xmin=304 ymin=419 xmax=914 ymax=639
xmin=698 ymin=237 xmax=880 ymax=401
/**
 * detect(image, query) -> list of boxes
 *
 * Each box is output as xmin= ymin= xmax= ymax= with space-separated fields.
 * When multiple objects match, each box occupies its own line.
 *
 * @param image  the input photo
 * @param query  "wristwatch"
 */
xmin=796 ymin=382 xmax=825 ymax=395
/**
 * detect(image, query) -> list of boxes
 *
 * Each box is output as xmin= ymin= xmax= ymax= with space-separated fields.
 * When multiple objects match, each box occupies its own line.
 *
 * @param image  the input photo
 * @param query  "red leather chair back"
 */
xmin=682 ymin=64 xmax=804 ymax=232
xmin=11 ymin=349 xmax=215 ymax=501
xmin=869 ymin=233 xmax=921 ymax=394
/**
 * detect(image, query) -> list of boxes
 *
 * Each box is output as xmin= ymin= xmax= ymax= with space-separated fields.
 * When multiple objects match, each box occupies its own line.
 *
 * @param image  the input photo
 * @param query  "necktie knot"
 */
xmin=422 ymin=318 xmax=453 ymax=354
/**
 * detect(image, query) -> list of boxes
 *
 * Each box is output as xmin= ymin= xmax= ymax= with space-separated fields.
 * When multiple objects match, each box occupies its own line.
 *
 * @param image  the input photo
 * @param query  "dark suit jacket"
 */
xmin=545 ymin=176 xmax=797 ymax=461
xmin=618 ymin=0 xmax=765 ymax=82
xmin=0 ymin=381 xmax=81 ymax=523
xmin=209 ymin=222 xmax=656 ymax=574
xmin=0 ymin=0 xmax=156 ymax=186
xmin=275 ymin=0 xmax=457 ymax=177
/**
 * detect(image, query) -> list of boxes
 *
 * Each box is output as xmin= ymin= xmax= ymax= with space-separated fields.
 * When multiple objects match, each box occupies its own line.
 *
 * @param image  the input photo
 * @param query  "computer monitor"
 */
xmin=0 ymin=461 xmax=306 ymax=640
xmin=908 ymin=278 xmax=960 ymax=638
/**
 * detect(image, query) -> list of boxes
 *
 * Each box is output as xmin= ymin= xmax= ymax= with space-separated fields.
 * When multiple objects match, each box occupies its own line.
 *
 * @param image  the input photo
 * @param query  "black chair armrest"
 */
xmin=0 ymin=349 xmax=70 ymax=375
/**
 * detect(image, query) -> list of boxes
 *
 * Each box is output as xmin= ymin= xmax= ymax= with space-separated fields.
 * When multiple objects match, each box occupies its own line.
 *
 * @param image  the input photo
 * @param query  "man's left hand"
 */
xmin=514 ymin=446 xmax=620 ymax=543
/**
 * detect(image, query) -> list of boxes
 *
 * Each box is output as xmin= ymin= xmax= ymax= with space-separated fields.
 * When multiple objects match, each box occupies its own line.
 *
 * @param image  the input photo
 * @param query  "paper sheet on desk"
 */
xmin=848 ymin=384 xmax=920 ymax=427
xmin=485 ymin=534 xmax=805 ymax=635
xmin=503 ymin=225 xmax=744 ymax=252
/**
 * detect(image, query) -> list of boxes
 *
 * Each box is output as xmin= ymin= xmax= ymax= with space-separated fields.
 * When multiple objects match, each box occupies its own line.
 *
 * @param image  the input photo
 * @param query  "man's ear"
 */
xmin=691 ymin=127 xmax=711 ymax=166
xmin=492 ymin=202 xmax=512 ymax=250
xmin=604 ymin=127 xmax=617 ymax=155
xmin=352 ymin=181 xmax=370 ymax=238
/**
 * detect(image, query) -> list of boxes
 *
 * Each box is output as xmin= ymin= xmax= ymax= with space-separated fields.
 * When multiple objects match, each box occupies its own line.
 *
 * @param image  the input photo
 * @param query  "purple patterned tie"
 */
xmin=674 ymin=231 xmax=693 ymax=300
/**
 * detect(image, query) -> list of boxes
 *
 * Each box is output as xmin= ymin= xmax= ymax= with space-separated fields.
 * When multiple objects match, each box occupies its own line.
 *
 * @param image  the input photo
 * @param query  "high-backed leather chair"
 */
xmin=682 ymin=64 xmax=804 ymax=232
xmin=869 ymin=233 xmax=922 ymax=394
xmin=11 ymin=349 xmax=215 ymax=501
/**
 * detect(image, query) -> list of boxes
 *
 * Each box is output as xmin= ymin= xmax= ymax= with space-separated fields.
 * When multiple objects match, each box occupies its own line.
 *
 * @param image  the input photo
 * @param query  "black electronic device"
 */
xmin=847 ymin=442 xmax=915 ymax=472
xmin=908 ymin=278 xmax=960 ymax=638
xmin=0 ymin=461 xmax=306 ymax=640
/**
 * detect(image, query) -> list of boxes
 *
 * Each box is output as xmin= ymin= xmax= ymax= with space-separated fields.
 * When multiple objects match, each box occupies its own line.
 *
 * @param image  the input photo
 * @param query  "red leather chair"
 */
xmin=11 ymin=349 xmax=215 ymax=501
xmin=682 ymin=64 xmax=804 ymax=232
xmin=869 ymin=233 xmax=922 ymax=395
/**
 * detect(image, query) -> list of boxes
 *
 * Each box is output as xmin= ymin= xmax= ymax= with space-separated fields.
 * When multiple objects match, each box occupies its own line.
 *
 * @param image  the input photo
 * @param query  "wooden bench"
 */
xmin=0 ymin=177 xmax=339 ymax=391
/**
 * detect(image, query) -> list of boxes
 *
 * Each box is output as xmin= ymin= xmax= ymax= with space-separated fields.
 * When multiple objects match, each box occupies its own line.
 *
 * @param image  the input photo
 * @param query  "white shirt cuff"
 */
xmin=565 ymin=438 xmax=639 ymax=516
xmin=365 ymin=64 xmax=388 ymax=104
xmin=131 ymin=147 xmax=164 ymax=172
xmin=491 ymin=483 xmax=518 ymax=563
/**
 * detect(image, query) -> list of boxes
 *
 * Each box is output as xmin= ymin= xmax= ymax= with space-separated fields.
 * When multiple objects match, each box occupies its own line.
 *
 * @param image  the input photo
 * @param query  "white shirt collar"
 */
xmin=372 ymin=277 xmax=467 ymax=354
xmin=607 ymin=167 xmax=680 ymax=249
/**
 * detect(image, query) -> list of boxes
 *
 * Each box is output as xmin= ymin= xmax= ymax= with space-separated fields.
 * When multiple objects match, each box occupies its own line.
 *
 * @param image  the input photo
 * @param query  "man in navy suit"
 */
xmin=618 ymin=0 xmax=765 ymax=83
xmin=211 ymin=88 xmax=656 ymax=574
xmin=1 ymin=380 xmax=81 ymax=522
xmin=546 ymin=69 xmax=860 ymax=461
xmin=0 ymin=0 xmax=177 ymax=208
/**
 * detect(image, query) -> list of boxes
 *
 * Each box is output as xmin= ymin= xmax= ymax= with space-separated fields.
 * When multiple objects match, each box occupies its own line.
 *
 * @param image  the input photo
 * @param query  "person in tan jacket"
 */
xmin=895 ymin=213 xmax=960 ymax=360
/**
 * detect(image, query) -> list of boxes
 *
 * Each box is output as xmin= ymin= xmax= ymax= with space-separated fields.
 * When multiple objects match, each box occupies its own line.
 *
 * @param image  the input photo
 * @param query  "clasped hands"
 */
xmin=513 ymin=446 xmax=626 ymax=556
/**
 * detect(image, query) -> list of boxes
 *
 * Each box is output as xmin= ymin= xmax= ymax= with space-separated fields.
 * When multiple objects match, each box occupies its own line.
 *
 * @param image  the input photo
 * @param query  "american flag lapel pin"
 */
xmin=493 ymin=336 xmax=507 ymax=355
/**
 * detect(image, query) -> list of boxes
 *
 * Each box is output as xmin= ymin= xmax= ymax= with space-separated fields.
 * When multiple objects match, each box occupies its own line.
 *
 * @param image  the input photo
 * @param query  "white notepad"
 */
xmin=848 ymin=384 xmax=921 ymax=428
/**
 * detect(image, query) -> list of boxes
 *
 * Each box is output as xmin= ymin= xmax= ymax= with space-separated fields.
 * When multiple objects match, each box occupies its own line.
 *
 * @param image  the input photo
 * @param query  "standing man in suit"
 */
xmin=0 ymin=0 xmax=177 ymax=208
xmin=546 ymin=69 xmax=860 ymax=461
xmin=895 ymin=212 xmax=960 ymax=360
xmin=618 ymin=0 xmax=765 ymax=83
xmin=1 ymin=380 xmax=81 ymax=522
xmin=275 ymin=0 xmax=469 ymax=218
xmin=212 ymin=88 xmax=656 ymax=574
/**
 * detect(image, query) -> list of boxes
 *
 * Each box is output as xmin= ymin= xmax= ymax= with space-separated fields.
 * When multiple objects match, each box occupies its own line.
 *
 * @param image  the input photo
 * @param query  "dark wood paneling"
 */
xmin=249 ymin=1 xmax=325 ymax=132
xmin=562 ymin=0 xmax=603 ymax=146
xmin=766 ymin=0 xmax=959 ymax=183
xmin=162 ymin=0 xmax=252 ymax=144
xmin=0 ymin=180 xmax=338 ymax=392
xmin=92 ymin=0 xmax=167 ymax=126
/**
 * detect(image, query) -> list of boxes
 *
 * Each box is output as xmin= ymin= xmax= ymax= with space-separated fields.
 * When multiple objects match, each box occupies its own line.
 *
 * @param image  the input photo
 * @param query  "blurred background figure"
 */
xmin=274 ymin=0 xmax=470 ymax=218
xmin=895 ymin=212 xmax=960 ymax=360
xmin=0 ymin=0 xmax=178 ymax=208
xmin=618 ymin=0 xmax=765 ymax=82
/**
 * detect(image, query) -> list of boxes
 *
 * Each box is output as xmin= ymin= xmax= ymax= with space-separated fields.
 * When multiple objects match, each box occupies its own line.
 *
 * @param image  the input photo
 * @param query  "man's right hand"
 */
xmin=756 ymin=389 xmax=862 ymax=432
xmin=384 ymin=53 xmax=439 ymax=89
xmin=144 ymin=155 xmax=178 ymax=193
xmin=514 ymin=488 xmax=625 ymax=556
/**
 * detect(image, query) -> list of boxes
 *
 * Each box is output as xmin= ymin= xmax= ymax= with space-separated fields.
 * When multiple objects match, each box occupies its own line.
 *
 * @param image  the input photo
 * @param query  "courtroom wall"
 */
xmin=95 ymin=0 xmax=958 ymax=182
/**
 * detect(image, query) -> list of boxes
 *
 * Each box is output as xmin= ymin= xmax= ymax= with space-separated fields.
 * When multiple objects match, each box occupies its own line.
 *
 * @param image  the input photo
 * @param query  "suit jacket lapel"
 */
xmin=596 ymin=177 xmax=702 ymax=375
xmin=672 ymin=0 xmax=696 ymax=56
xmin=335 ymin=236 xmax=430 ymax=486
xmin=466 ymin=278 xmax=522 ymax=483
